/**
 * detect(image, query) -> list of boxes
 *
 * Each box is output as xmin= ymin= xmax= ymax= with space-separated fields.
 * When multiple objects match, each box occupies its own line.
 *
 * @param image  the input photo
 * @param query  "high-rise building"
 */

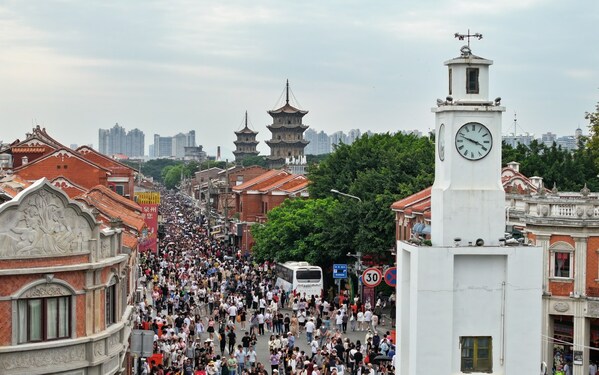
xmin=541 ymin=132 xmax=557 ymax=147
xmin=265 ymin=80 xmax=309 ymax=169
xmin=329 ymin=131 xmax=347 ymax=150
xmin=152 ymin=130 xmax=196 ymax=159
xmin=97 ymin=123 xmax=144 ymax=157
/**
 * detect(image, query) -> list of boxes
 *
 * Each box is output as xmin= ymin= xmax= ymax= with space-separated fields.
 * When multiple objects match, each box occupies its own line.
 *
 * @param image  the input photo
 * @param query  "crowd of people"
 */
xmin=134 ymin=191 xmax=396 ymax=375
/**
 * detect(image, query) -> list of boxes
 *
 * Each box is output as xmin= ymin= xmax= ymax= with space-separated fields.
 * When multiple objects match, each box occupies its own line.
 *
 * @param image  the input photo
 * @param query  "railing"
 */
xmin=550 ymin=204 xmax=576 ymax=217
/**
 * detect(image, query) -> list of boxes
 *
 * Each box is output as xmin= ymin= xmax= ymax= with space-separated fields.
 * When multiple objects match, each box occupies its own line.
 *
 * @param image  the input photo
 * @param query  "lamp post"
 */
xmin=330 ymin=189 xmax=362 ymax=202
xmin=331 ymin=188 xmax=365 ymax=302
xmin=347 ymin=252 xmax=363 ymax=302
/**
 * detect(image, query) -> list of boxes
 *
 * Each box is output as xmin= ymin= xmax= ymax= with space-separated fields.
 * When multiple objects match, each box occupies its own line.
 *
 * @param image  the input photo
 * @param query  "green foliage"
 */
xmin=251 ymin=198 xmax=348 ymax=267
xmin=161 ymin=162 xmax=200 ymax=190
xmin=239 ymin=155 xmax=268 ymax=168
xmin=502 ymin=138 xmax=599 ymax=192
xmin=306 ymin=132 xmax=435 ymax=257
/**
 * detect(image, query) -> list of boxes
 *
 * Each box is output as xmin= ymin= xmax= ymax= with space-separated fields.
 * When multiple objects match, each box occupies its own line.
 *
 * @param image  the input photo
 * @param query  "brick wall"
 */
xmin=17 ymin=156 xmax=107 ymax=190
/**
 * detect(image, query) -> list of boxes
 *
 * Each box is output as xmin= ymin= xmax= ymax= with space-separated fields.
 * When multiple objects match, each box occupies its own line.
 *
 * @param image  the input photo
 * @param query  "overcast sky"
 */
xmin=1 ymin=0 xmax=598 ymax=159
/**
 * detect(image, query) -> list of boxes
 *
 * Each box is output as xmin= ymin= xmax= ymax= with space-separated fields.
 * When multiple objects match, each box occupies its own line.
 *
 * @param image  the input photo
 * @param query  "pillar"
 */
xmin=573 ymin=236 xmax=588 ymax=374
xmin=536 ymin=234 xmax=552 ymax=366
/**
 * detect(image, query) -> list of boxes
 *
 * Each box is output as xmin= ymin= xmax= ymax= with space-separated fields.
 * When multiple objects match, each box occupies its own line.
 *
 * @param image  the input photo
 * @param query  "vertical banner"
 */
xmin=135 ymin=192 xmax=160 ymax=253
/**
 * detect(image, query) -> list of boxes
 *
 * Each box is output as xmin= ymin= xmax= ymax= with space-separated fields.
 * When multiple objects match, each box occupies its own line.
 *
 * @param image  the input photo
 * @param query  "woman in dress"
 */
xmin=290 ymin=314 xmax=300 ymax=337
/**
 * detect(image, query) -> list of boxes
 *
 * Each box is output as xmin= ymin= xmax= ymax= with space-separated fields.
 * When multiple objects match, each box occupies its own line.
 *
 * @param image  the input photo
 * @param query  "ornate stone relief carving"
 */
xmin=94 ymin=341 xmax=105 ymax=356
xmin=22 ymin=284 xmax=71 ymax=298
xmin=0 ymin=344 xmax=86 ymax=370
xmin=588 ymin=301 xmax=599 ymax=317
xmin=0 ymin=187 xmax=92 ymax=257
xmin=553 ymin=302 xmax=570 ymax=313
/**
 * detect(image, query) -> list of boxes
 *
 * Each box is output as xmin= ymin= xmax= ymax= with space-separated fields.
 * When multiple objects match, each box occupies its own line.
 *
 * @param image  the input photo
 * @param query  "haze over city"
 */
xmin=1 ymin=0 xmax=598 ymax=159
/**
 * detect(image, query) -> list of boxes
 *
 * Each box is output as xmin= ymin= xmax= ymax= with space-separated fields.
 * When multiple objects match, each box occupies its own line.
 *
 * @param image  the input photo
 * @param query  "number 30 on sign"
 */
xmin=362 ymin=267 xmax=383 ymax=287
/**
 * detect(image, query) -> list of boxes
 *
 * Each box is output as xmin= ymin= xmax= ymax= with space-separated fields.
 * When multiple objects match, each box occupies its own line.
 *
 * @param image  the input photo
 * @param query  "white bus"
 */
xmin=274 ymin=261 xmax=323 ymax=298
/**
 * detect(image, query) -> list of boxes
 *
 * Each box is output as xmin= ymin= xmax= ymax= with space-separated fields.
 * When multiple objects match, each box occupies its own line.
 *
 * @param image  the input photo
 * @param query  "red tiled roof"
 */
xmin=76 ymin=146 xmax=138 ymax=172
xmin=122 ymin=232 xmax=138 ymax=249
xmin=12 ymin=147 xmax=47 ymax=153
xmin=50 ymin=176 xmax=88 ymax=198
xmin=233 ymin=169 xmax=284 ymax=191
xmin=391 ymin=187 xmax=432 ymax=211
xmin=13 ymin=147 xmax=112 ymax=174
xmin=76 ymin=185 xmax=145 ymax=232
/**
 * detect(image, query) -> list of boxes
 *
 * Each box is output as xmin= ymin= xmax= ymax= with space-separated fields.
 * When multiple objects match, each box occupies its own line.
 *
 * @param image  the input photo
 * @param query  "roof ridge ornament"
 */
xmin=455 ymin=29 xmax=483 ymax=56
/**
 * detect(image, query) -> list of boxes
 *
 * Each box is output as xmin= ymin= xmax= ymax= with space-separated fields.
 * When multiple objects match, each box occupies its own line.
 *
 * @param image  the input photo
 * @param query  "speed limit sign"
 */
xmin=362 ymin=267 xmax=383 ymax=287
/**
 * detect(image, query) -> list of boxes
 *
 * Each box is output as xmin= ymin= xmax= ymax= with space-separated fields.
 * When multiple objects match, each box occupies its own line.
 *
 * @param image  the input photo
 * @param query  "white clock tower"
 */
xmin=431 ymin=45 xmax=505 ymax=247
xmin=396 ymin=37 xmax=542 ymax=375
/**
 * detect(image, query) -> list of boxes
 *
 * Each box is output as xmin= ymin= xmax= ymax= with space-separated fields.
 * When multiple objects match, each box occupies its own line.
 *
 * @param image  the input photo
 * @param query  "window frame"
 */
xmin=106 ymin=280 xmax=117 ymax=326
xmin=549 ymin=241 xmax=575 ymax=280
xmin=466 ymin=68 xmax=480 ymax=94
xmin=460 ymin=336 xmax=492 ymax=373
xmin=18 ymin=295 xmax=72 ymax=344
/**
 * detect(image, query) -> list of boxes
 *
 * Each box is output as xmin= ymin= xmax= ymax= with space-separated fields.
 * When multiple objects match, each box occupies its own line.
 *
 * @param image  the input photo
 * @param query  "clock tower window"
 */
xmin=466 ymin=68 xmax=479 ymax=94
xmin=448 ymin=68 xmax=453 ymax=95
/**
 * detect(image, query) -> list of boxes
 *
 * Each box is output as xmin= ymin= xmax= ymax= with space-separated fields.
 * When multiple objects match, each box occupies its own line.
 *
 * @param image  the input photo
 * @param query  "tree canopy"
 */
xmin=251 ymin=132 xmax=435 ymax=265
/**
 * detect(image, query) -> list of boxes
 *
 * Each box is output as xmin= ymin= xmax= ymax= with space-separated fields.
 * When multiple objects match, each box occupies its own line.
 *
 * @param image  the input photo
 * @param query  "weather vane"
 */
xmin=454 ymin=29 xmax=483 ymax=48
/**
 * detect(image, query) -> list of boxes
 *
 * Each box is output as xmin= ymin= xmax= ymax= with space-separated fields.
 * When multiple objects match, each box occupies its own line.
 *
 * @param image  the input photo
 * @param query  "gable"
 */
xmin=0 ymin=179 xmax=95 ymax=258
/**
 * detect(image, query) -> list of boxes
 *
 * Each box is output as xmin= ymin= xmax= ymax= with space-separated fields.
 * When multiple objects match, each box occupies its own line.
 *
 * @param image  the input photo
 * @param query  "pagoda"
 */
xmin=265 ymin=80 xmax=309 ymax=169
xmin=233 ymin=111 xmax=260 ymax=164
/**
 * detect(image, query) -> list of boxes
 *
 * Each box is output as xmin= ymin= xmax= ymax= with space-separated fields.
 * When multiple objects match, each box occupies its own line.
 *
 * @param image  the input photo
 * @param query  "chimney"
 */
xmin=217 ymin=146 xmax=221 ymax=161
xmin=507 ymin=161 xmax=520 ymax=173
xmin=530 ymin=176 xmax=543 ymax=191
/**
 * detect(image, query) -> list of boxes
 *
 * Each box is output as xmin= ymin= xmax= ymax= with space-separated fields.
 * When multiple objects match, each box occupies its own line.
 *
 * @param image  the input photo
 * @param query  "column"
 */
xmin=535 ymin=234 xmax=552 ymax=366
xmin=573 ymin=236 xmax=588 ymax=374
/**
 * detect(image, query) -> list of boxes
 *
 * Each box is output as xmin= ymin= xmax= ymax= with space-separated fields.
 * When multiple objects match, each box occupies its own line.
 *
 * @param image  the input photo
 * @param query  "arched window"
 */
xmin=549 ymin=241 xmax=575 ymax=279
xmin=106 ymin=276 xmax=118 ymax=326
xmin=14 ymin=279 xmax=75 ymax=344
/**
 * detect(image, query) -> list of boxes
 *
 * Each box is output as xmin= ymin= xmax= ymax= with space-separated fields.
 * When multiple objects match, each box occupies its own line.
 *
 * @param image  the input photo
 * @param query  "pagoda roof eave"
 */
xmin=267 ymin=124 xmax=309 ymax=131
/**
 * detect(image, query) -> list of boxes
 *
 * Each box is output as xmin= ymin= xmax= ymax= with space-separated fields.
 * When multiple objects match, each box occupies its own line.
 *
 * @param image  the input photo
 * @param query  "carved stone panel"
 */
xmin=0 ymin=183 xmax=93 ymax=258
xmin=22 ymin=284 xmax=71 ymax=298
xmin=553 ymin=301 xmax=570 ymax=313
xmin=0 ymin=344 xmax=86 ymax=371
xmin=588 ymin=301 xmax=599 ymax=318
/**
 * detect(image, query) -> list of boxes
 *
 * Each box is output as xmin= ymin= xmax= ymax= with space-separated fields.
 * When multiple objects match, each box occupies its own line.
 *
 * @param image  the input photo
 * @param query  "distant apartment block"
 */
xmin=304 ymin=128 xmax=362 ymax=155
xmin=152 ymin=130 xmax=197 ymax=159
xmin=503 ymin=133 xmax=535 ymax=148
xmin=98 ymin=123 xmax=145 ymax=157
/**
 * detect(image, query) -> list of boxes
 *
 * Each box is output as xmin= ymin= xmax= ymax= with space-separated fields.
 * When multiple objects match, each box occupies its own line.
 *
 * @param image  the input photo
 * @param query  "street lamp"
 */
xmin=330 ymin=189 xmax=362 ymax=202
xmin=347 ymin=251 xmax=364 ymax=302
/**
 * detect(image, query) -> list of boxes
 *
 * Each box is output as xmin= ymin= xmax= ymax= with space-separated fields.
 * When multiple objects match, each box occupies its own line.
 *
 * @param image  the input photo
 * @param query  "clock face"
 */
xmin=438 ymin=123 xmax=445 ymax=161
xmin=455 ymin=122 xmax=492 ymax=161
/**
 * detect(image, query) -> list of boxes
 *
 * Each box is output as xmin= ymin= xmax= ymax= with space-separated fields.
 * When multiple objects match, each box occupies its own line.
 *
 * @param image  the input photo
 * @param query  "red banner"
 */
xmin=139 ymin=203 xmax=158 ymax=253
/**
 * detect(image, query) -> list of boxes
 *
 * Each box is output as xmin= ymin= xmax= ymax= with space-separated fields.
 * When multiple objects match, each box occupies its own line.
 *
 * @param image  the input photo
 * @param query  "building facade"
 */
xmin=0 ymin=179 xmax=136 ymax=375
xmin=265 ymin=81 xmax=309 ymax=168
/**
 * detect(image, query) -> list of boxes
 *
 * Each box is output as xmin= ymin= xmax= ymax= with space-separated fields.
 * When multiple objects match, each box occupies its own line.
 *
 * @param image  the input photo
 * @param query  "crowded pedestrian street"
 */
xmin=134 ymin=190 xmax=396 ymax=375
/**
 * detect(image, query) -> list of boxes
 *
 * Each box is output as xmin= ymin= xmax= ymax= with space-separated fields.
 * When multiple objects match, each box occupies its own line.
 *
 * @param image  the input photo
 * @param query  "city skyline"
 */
xmin=1 ymin=1 xmax=598 ymax=160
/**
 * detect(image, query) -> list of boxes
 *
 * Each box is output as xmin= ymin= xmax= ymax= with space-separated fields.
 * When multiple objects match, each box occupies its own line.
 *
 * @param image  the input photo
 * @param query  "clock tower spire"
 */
xmin=396 ymin=38 xmax=542 ymax=375
xmin=431 ymin=40 xmax=505 ymax=247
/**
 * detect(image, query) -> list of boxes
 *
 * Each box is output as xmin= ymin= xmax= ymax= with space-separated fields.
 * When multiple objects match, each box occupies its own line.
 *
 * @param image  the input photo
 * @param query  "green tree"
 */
xmin=307 ymin=132 xmax=435 ymax=256
xmin=251 ymin=198 xmax=350 ymax=268
xmin=161 ymin=163 xmax=197 ymax=189
xmin=239 ymin=155 xmax=268 ymax=168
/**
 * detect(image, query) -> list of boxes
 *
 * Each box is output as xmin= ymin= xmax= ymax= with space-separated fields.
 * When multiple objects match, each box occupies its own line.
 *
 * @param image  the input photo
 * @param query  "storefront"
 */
xmin=552 ymin=315 xmax=573 ymax=373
